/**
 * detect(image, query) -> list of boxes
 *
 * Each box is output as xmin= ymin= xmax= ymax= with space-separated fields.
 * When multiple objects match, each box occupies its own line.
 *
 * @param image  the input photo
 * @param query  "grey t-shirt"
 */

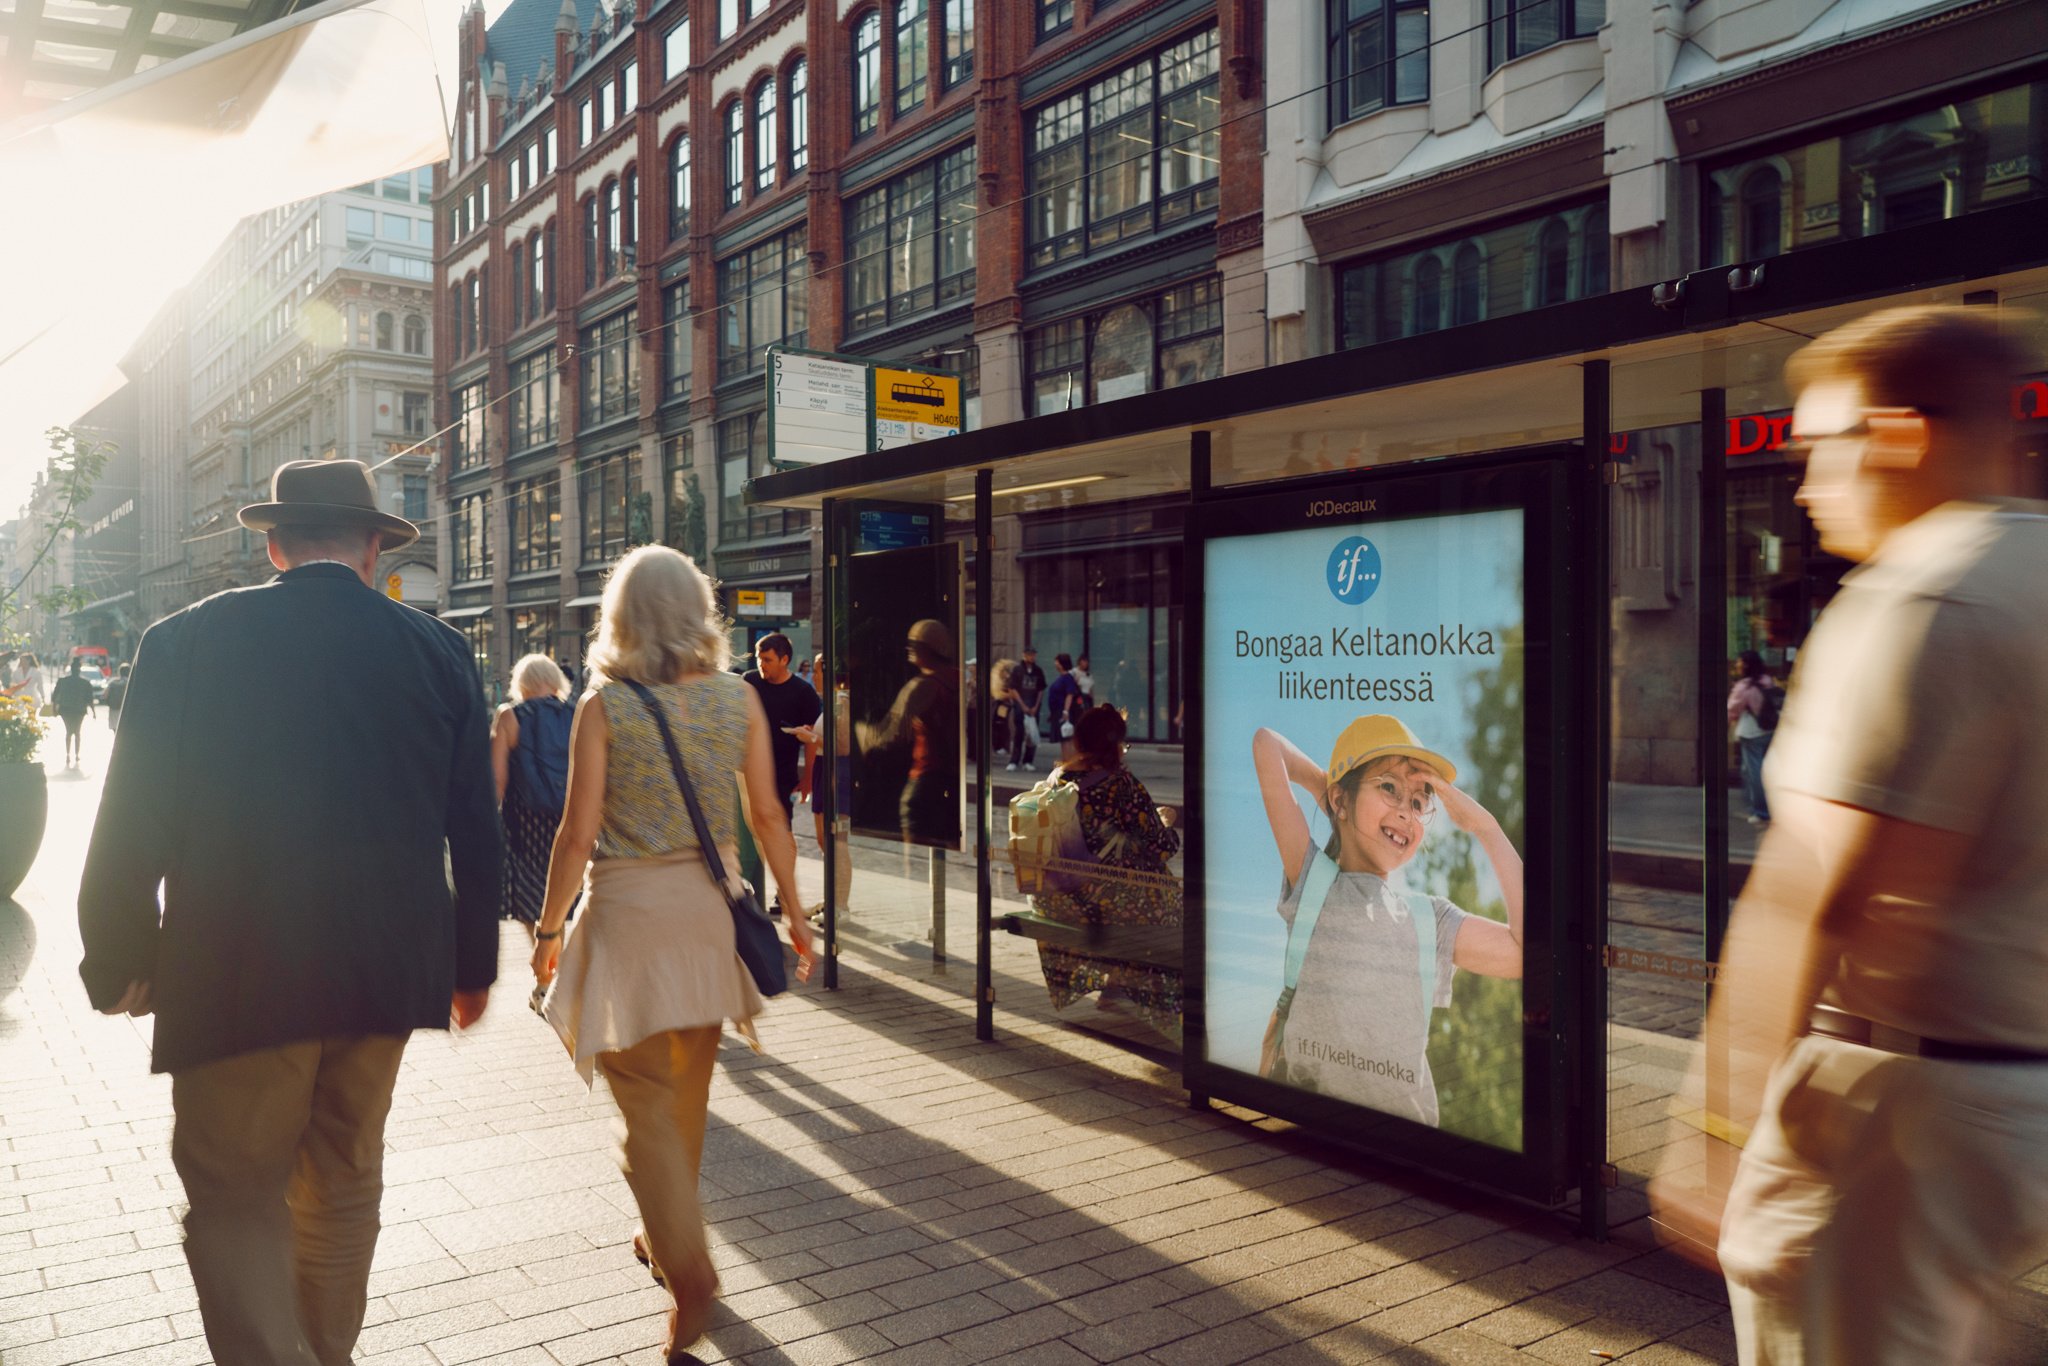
xmin=1277 ymin=848 xmax=1466 ymax=1126
xmin=1766 ymin=500 xmax=2048 ymax=1050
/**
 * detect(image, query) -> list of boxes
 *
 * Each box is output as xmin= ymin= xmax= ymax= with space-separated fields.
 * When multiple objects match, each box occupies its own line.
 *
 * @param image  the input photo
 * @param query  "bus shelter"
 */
xmin=747 ymin=198 xmax=2048 ymax=1236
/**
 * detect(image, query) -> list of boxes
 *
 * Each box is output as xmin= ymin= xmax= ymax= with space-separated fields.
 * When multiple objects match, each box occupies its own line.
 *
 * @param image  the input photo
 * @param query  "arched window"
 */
xmin=602 ymin=178 xmax=622 ymax=278
xmin=669 ymin=134 xmax=692 ymax=240
xmin=852 ymin=12 xmax=881 ymax=140
xmin=622 ymin=167 xmax=638 ymax=261
xmin=723 ymin=99 xmax=745 ymax=207
xmin=1739 ymin=166 xmax=1783 ymax=261
xmin=374 ymin=311 xmax=394 ymax=350
xmin=508 ymin=243 xmax=525 ymax=327
xmin=1451 ymin=243 xmax=1483 ymax=326
xmin=1535 ymin=219 xmax=1570 ymax=307
xmin=1090 ymin=303 xmax=1154 ymax=404
xmin=788 ymin=59 xmax=809 ymax=172
xmin=895 ymin=0 xmax=928 ymax=115
xmin=753 ymin=78 xmax=777 ymax=192
xmin=403 ymin=314 xmax=426 ymax=355
xmin=581 ymin=194 xmax=599 ymax=288
xmin=1411 ymin=257 xmax=1442 ymax=335
xmin=1579 ymin=210 xmax=1609 ymax=296
xmin=530 ymin=227 xmax=548 ymax=317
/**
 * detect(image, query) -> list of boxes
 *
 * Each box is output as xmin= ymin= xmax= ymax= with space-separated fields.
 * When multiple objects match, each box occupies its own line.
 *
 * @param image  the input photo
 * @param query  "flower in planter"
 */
xmin=0 ymin=693 xmax=46 ymax=764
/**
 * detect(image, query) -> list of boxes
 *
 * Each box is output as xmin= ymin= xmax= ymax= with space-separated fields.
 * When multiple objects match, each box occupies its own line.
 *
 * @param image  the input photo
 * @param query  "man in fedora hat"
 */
xmin=78 ymin=459 xmax=504 ymax=1366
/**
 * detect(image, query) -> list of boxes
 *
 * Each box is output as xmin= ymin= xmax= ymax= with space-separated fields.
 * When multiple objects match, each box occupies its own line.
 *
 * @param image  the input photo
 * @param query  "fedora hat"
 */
xmin=1325 ymin=714 xmax=1457 ymax=791
xmin=239 ymin=459 xmax=419 ymax=551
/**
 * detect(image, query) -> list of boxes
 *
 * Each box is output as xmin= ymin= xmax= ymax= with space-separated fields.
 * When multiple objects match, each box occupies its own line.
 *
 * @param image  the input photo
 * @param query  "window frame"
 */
xmin=753 ymin=77 xmax=779 ymax=193
xmin=895 ymin=0 xmax=929 ymax=115
xmin=1487 ymin=0 xmax=1603 ymax=71
xmin=451 ymin=491 xmax=493 ymax=581
xmin=788 ymin=58 xmax=809 ymax=172
xmin=1328 ymin=0 xmax=1430 ymax=128
xmin=663 ymin=279 xmax=693 ymax=401
xmin=1025 ymin=27 xmax=1221 ymax=271
xmin=663 ymin=17 xmax=691 ymax=81
xmin=579 ymin=308 xmax=641 ymax=429
xmin=716 ymin=224 xmax=809 ymax=380
xmin=1025 ymin=275 xmax=1223 ymax=416
xmin=508 ymin=472 xmax=562 ymax=573
xmin=450 ymin=379 xmax=490 ymax=470
xmin=578 ymin=449 xmax=641 ymax=566
xmin=1037 ymin=0 xmax=1073 ymax=42
xmin=852 ymin=11 xmax=882 ymax=140
xmin=508 ymin=346 xmax=561 ymax=453
xmin=942 ymin=0 xmax=974 ymax=88
xmin=844 ymin=143 xmax=977 ymax=334
xmin=669 ymin=134 xmax=693 ymax=241
xmin=723 ymin=99 xmax=746 ymax=208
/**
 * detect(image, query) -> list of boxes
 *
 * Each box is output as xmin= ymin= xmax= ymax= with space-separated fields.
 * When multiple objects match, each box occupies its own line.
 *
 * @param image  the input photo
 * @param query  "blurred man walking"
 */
xmin=78 ymin=460 xmax=504 ymax=1366
xmin=1656 ymin=307 xmax=2048 ymax=1364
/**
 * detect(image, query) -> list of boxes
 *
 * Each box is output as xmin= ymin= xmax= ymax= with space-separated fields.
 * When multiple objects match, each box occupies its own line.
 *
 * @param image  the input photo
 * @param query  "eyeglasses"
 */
xmin=1365 ymin=773 xmax=1438 ymax=824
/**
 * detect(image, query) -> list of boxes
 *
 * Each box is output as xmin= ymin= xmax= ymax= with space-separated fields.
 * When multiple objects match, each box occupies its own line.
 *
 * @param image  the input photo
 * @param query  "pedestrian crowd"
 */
xmin=58 ymin=304 xmax=2048 ymax=1366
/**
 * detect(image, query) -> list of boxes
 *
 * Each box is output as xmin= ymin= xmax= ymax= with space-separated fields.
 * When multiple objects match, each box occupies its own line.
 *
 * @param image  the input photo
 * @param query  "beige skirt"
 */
xmin=542 ymin=848 xmax=765 ymax=1084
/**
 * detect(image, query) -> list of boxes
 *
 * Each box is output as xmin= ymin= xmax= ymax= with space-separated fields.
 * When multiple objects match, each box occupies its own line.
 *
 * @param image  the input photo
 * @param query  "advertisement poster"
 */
xmin=846 ymin=542 xmax=964 ymax=851
xmin=1202 ymin=504 xmax=1527 ymax=1151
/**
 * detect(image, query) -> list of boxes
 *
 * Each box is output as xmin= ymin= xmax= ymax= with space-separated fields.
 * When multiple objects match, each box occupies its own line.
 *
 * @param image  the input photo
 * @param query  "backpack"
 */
xmin=1258 ymin=850 xmax=1438 ymax=1081
xmin=1008 ymin=767 xmax=1113 ymax=896
xmin=1755 ymin=683 xmax=1785 ymax=732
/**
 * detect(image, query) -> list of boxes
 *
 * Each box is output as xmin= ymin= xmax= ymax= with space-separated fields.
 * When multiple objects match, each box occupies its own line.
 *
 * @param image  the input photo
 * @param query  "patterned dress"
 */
xmin=500 ymin=696 xmax=572 ymax=925
xmin=1032 ymin=763 xmax=1184 ymax=1039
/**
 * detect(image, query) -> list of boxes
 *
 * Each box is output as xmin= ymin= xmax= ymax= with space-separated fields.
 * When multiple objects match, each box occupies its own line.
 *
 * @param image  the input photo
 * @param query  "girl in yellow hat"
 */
xmin=1250 ymin=715 xmax=1523 ymax=1126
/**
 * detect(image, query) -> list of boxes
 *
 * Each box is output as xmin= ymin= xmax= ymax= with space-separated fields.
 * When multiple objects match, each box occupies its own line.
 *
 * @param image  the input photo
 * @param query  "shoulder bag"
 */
xmin=623 ymin=679 xmax=788 ymax=998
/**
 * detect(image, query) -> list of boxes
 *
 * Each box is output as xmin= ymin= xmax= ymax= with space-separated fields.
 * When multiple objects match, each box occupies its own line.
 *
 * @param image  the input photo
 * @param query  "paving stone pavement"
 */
xmin=4 ymin=732 xmax=2045 ymax=1365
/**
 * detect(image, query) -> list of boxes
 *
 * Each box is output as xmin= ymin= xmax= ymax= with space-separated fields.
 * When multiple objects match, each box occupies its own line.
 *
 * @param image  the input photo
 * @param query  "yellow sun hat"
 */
xmin=1324 ymin=714 xmax=1457 ymax=792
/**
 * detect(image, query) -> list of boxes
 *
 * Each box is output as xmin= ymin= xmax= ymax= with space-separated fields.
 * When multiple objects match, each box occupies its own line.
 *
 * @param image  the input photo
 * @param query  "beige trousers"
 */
xmin=1719 ymin=1033 xmax=2048 ymax=1365
xmin=598 ymin=1027 xmax=722 ymax=1308
xmin=170 ymin=1035 xmax=408 ymax=1366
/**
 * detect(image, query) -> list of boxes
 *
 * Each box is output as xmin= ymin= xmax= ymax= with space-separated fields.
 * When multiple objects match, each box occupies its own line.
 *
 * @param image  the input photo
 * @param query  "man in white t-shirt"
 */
xmin=1653 ymin=307 xmax=2048 ymax=1365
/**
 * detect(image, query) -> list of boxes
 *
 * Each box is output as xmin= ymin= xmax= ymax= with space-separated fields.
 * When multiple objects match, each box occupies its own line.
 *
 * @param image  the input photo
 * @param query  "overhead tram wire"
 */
xmin=187 ymin=0 xmax=1651 ymax=552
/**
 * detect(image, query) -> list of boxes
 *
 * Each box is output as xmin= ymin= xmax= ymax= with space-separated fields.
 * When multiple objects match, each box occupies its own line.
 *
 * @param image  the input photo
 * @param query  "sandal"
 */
xmin=632 ymin=1232 xmax=665 ymax=1287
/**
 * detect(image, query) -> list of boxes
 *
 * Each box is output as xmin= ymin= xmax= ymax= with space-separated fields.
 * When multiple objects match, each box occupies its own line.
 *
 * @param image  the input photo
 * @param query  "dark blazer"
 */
xmin=78 ymin=563 xmax=504 ymax=1074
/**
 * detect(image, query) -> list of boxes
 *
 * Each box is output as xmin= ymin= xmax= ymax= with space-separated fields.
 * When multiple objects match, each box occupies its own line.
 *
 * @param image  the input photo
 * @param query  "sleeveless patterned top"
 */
xmin=594 ymin=673 xmax=749 ymax=859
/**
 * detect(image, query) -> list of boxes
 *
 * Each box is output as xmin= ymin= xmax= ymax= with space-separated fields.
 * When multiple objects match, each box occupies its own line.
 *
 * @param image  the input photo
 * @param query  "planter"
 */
xmin=0 ymin=762 xmax=48 ymax=900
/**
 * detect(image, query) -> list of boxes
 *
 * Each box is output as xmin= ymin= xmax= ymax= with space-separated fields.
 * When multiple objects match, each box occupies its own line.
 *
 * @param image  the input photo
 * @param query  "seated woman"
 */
xmin=1030 ymin=705 xmax=1183 ymax=1041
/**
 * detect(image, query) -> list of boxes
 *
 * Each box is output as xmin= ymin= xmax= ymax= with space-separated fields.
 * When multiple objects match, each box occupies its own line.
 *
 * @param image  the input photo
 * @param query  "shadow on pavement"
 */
xmin=0 ymin=897 xmax=36 ymax=1011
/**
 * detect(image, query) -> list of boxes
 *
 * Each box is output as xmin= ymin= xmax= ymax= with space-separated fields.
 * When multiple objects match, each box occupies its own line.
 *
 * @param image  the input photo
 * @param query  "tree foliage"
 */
xmin=2 ymin=427 xmax=113 ymax=628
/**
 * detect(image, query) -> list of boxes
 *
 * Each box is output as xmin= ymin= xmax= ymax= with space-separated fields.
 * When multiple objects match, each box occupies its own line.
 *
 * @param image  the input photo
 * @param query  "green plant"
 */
xmin=0 ymin=694 xmax=45 ymax=764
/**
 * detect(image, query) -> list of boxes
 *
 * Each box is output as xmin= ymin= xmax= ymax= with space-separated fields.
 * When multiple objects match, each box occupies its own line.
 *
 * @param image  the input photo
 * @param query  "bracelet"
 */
xmin=535 ymin=928 xmax=562 ymax=941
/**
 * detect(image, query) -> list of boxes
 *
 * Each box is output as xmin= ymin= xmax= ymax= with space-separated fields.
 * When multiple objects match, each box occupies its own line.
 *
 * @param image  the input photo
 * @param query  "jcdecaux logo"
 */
xmin=1326 ymin=536 xmax=1381 ymax=605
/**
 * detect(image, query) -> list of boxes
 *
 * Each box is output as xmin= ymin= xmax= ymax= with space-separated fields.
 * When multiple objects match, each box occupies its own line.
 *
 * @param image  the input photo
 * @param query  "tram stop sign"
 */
xmin=386 ymin=573 xmax=403 ymax=600
xmin=873 ymin=367 xmax=961 ymax=450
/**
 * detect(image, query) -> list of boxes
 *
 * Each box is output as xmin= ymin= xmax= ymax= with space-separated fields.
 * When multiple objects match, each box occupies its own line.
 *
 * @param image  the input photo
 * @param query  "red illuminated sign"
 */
xmin=1611 ymin=378 xmax=2048 ymax=459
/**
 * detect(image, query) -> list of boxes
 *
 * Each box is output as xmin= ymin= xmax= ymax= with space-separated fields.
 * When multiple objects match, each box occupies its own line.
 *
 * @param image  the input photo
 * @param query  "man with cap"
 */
xmin=78 ymin=460 xmax=504 ymax=1366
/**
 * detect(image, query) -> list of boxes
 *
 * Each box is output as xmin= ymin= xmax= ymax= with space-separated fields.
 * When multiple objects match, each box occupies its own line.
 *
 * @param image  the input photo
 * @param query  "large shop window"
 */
xmin=580 ymin=308 xmax=640 ymax=428
xmin=1026 ymin=27 xmax=1220 ymax=270
xmin=846 ymin=144 xmax=976 ymax=333
xmin=510 ymin=605 xmax=558 ymax=664
xmin=1023 ymin=536 xmax=1181 ymax=744
xmin=716 ymin=411 xmax=809 ymax=542
xmin=579 ymin=450 xmax=641 ymax=566
xmin=852 ymin=12 xmax=882 ymax=140
xmin=450 ymin=380 xmax=489 ymax=470
xmin=663 ymin=280 xmax=693 ymax=399
xmin=716 ymin=225 xmax=808 ymax=379
xmin=508 ymin=347 xmax=560 ymax=452
xmin=1487 ymin=0 xmax=1602 ymax=69
xmin=663 ymin=431 xmax=708 ymax=560
xmin=1027 ymin=275 xmax=1223 ymax=416
xmin=1336 ymin=199 xmax=1609 ymax=350
xmin=451 ymin=492 xmax=493 ymax=581
xmin=455 ymin=614 xmax=493 ymax=696
xmin=1329 ymin=0 xmax=1429 ymax=127
xmin=508 ymin=474 xmax=561 ymax=573
xmin=1705 ymin=77 xmax=2048 ymax=268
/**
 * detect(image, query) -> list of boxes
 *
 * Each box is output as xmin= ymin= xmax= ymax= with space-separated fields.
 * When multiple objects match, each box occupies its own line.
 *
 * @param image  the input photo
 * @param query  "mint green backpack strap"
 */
xmin=1402 ymin=891 xmax=1439 ymax=1028
xmin=1283 ymin=851 xmax=1340 ymax=991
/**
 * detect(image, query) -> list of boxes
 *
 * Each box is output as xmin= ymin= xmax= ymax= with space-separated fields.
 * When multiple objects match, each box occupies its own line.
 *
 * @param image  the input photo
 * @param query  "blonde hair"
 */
xmin=586 ymin=546 xmax=732 ymax=685
xmin=510 ymin=653 xmax=569 ymax=700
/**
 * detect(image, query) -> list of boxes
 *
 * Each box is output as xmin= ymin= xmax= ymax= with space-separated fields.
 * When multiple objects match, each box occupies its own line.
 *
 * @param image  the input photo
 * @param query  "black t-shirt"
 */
xmin=744 ymin=670 xmax=820 ymax=798
xmin=1014 ymin=660 xmax=1047 ymax=710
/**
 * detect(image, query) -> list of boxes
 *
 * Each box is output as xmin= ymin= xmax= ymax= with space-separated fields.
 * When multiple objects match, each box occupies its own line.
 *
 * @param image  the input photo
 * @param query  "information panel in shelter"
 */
xmin=1200 ymin=499 xmax=1530 ymax=1153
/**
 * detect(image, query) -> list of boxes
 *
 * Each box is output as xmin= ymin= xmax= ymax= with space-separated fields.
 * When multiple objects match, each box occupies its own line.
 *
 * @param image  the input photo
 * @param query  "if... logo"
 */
xmin=1326 ymin=536 xmax=1381 ymax=605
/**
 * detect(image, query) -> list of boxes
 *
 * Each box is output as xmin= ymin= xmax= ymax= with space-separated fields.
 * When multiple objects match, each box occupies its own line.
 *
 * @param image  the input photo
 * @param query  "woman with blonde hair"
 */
xmin=492 ymin=653 xmax=575 ymax=939
xmin=530 ymin=546 xmax=814 ymax=1365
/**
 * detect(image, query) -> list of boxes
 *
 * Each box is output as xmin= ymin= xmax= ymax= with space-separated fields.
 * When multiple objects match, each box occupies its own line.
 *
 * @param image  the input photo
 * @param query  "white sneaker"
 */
xmin=1005 ymin=762 xmax=1017 ymax=772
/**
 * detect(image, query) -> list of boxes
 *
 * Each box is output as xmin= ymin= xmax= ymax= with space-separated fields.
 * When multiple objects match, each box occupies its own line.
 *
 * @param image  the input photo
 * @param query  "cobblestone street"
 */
xmin=3 ymin=732 xmax=2044 ymax=1364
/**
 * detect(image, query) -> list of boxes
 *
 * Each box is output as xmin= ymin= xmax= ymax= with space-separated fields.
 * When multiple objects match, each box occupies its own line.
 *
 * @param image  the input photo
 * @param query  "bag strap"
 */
xmin=1281 ymin=849 xmax=1339 ymax=991
xmin=1401 ymin=891 xmax=1439 ymax=1028
xmin=621 ymin=679 xmax=734 ymax=894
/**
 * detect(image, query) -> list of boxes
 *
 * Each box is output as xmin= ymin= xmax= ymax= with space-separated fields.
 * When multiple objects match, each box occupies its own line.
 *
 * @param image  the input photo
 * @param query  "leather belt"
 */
xmin=1808 ymin=1005 xmax=2048 ymax=1064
